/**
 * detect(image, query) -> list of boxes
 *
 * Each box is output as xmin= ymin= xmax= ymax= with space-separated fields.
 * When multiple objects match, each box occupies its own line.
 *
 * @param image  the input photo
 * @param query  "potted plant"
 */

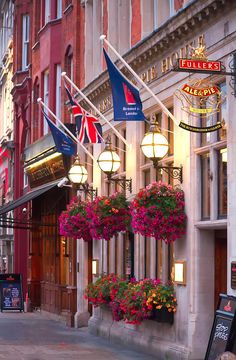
xmin=118 ymin=278 xmax=161 ymax=325
xmin=86 ymin=192 xmax=131 ymax=241
xmin=59 ymin=196 xmax=92 ymax=242
xmin=146 ymin=282 xmax=177 ymax=324
xmin=130 ymin=181 xmax=186 ymax=243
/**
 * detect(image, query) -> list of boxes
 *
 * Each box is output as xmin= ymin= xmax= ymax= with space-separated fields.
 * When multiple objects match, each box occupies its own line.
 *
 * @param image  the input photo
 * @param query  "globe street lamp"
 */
xmin=68 ymin=155 xmax=97 ymax=198
xmin=97 ymin=136 xmax=132 ymax=192
xmin=141 ymin=120 xmax=183 ymax=183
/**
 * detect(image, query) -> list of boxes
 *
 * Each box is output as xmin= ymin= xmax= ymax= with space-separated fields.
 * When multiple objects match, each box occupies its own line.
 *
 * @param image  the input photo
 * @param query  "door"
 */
xmin=214 ymin=230 xmax=227 ymax=308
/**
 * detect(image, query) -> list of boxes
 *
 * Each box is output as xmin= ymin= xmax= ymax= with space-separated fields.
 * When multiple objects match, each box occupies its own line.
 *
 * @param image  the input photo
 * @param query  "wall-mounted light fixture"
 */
xmin=141 ymin=119 xmax=183 ymax=183
xmin=97 ymin=136 xmax=132 ymax=192
xmin=68 ymin=155 xmax=97 ymax=198
xmin=92 ymin=259 xmax=99 ymax=276
xmin=173 ymin=260 xmax=186 ymax=285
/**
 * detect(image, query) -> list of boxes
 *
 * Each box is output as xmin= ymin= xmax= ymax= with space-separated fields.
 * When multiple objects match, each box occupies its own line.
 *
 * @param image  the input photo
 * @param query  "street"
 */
xmin=0 ymin=311 xmax=155 ymax=360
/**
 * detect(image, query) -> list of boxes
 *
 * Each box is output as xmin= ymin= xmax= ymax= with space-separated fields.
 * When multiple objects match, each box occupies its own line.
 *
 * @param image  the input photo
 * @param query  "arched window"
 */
xmin=65 ymin=45 xmax=73 ymax=81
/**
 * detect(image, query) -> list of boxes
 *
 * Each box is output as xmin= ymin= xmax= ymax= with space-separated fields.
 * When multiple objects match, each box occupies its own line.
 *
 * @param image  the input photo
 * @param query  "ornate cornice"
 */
xmin=82 ymin=0 xmax=234 ymax=103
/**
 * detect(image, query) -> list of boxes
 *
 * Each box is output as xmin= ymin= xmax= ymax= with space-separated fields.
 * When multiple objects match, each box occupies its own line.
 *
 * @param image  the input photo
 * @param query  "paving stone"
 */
xmin=0 ymin=312 xmax=155 ymax=359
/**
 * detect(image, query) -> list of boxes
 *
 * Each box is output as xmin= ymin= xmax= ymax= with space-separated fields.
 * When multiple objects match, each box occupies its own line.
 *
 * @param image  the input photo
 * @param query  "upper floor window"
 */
xmin=22 ymin=14 xmax=29 ymax=70
xmin=45 ymin=0 xmax=51 ymax=24
xmin=55 ymin=64 xmax=61 ymax=123
xmin=43 ymin=71 xmax=49 ymax=135
xmin=56 ymin=0 xmax=62 ymax=18
xmin=65 ymin=45 xmax=73 ymax=81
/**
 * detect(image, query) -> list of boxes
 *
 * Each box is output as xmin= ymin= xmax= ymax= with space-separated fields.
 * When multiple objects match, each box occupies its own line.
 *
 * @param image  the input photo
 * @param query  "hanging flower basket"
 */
xmin=130 ymin=182 xmax=186 ymax=243
xmin=86 ymin=192 xmax=131 ymax=241
xmin=59 ymin=196 xmax=92 ymax=241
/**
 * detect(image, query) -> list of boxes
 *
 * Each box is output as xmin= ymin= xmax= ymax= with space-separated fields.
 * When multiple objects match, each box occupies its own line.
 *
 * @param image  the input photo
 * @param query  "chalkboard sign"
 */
xmin=205 ymin=294 xmax=236 ymax=360
xmin=0 ymin=274 xmax=23 ymax=311
xmin=205 ymin=314 xmax=232 ymax=360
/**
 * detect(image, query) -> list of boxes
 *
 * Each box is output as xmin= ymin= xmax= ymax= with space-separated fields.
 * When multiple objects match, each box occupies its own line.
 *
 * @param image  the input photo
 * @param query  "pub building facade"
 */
xmin=74 ymin=0 xmax=235 ymax=359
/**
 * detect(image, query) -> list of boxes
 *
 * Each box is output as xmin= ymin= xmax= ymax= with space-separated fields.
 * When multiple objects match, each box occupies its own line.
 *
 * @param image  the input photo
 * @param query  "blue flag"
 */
xmin=42 ymin=110 xmax=76 ymax=156
xmin=103 ymin=48 xmax=145 ymax=121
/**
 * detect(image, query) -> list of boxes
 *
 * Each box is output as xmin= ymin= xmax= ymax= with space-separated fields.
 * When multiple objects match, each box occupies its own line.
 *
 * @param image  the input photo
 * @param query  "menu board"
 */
xmin=205 ymin=315 xmax=233 ymax=360
xmin=0 ymin=274 xmax=23 ymax=311
xmin=205 ymin=294 xmax=236 ymax=360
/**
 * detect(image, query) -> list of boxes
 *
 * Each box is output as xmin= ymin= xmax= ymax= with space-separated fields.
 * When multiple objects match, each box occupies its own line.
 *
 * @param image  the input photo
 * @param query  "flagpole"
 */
xmin=100 ymin=35 xmax=179 ymax=127
xmin=37 ymin=98 xmax=96 ymax=161
xmin=61 ymin=72 xmax=131 ymax=148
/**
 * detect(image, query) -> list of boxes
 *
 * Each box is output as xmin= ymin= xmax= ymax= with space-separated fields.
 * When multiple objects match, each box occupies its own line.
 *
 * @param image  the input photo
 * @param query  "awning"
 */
xmin=0 ymin=180 xmax=61 ymax=216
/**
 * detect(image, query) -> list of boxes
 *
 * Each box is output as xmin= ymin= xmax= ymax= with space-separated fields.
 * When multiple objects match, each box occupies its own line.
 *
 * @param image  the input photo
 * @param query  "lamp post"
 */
xmin=97 ymin=136 xmax=132 ymax=192
xmin=141 ymin=120 xmax=183 ymax=183
xmin=68 ymin=155 xmax=97 ymax=198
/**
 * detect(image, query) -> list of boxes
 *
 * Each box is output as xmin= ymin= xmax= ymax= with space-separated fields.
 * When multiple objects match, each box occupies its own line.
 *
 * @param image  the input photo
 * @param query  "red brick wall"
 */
xmin=131 ymin=0 xmax=141 ymax=47
xmin=174 ymin=0 xmax=184 ymax=12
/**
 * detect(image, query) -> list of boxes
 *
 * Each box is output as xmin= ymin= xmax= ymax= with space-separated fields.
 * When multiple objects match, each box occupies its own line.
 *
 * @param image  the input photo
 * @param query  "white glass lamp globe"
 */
xmin=141 ymin=132 xmax=169 ymax=160
xmin=68 ymin=157 xmax=88 ymax=184
xmin=97 ymin=149 xmax=121 ymax=174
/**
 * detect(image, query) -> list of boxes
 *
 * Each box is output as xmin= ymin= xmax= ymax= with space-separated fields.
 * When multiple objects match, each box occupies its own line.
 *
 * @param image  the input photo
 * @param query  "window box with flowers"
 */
xmin=84 ymin=274 xmax=177 ymax=325
xmin=130 ymin=181 xmax=186 ymax=243
xmin=59 ymin=196 xmax=92 ymax=242
xmin=86 ymin=192 xmax=131 ymax=241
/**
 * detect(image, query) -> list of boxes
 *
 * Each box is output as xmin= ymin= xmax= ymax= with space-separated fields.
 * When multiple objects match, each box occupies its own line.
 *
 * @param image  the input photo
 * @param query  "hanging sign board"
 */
xmin=205 ymin=294 xmax=236 ymax=360
xmin=175 ymin=78 xmax=225 ymax=133
xmin=178 ymin=59 xmax=222 ymax=72
xmin=0 ymin=273 xmax=23 ymax=312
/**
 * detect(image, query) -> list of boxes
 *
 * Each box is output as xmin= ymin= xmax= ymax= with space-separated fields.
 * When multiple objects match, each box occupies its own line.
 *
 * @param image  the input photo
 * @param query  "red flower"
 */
xmin=130 ymin=182 xmax=186 ymax=243
xmin=86 ymin=192 xmax=131 ymax=241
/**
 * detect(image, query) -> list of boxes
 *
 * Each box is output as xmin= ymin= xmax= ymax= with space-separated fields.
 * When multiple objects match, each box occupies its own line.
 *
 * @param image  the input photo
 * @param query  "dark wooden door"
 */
xmin=215 ymin=230 xmax=227 ymax=308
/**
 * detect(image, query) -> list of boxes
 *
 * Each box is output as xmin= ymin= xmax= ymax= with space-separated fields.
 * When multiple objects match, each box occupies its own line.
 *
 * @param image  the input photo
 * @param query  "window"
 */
xmin=144 ymin=236 xmax=151 ymax=278
xmin=218 ymin=82 xmax=227 ymax=141
xmin=45 ymin=0 xmax=50 ymax=24
xmin=56 ymin=0 xmax=62 ymax=18
xmin=33 ymin=79 xmax=40 ymax=142
xmin=218 ymin=148 xmax=227 ymax=218
xmin=55 ymin=64 xmax=61 ymax=123
xmin=168 ymin=108 xmax=174 ymax=156
xmin=201 ymin=153 xmax=210 ymax=219
xmin=22 ymin=15 xmax=30 ymax=70
xmin=43 ymin=71 xmax=49 ymax=135
xmin=123 ymin=233 xmax=134 ymax=279
xmin=65 ymin=46 xmax=73 ymax=82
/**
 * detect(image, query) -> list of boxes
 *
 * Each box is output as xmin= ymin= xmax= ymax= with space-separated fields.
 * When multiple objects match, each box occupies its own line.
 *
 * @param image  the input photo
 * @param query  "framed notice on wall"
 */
xmin=0 ymin=274 xmax=23 ymax=311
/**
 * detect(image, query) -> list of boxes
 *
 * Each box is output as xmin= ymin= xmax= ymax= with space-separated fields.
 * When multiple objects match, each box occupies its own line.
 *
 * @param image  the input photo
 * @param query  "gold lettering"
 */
xmin=150 ymin=65 xmax=157 ymax=80
xmin=162 ymin=58 xmax=169 ymax=73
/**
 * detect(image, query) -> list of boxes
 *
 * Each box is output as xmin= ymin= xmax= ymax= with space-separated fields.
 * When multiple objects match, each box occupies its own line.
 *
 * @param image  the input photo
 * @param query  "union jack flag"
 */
xmin=65 ymin=87 xmax=103 ymax=144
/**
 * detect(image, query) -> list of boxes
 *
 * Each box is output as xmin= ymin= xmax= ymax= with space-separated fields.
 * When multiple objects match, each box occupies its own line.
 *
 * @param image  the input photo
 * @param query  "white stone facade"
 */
xmin=75 ymin=0 xmax=236 ymax=359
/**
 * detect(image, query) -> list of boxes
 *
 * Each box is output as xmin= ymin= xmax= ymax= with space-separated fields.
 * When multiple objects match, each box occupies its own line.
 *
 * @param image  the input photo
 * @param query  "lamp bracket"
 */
xmin=107 ymin=176 xmax=132 ymax=193
xmin=76 ymin=183 xmax=98 ymax=199
xmin=153 ymin=161 xmax=183 ymax=183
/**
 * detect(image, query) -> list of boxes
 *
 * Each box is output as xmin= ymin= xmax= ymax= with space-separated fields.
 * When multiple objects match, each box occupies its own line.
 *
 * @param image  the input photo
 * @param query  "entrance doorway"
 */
xmin=214 ymin=230 xmax=227 ymax=308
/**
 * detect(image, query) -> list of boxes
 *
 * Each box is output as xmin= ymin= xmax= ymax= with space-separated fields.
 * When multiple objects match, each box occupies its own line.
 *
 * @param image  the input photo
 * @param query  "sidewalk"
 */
xmin=0 ymin=311 xmax=156 ymax=360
